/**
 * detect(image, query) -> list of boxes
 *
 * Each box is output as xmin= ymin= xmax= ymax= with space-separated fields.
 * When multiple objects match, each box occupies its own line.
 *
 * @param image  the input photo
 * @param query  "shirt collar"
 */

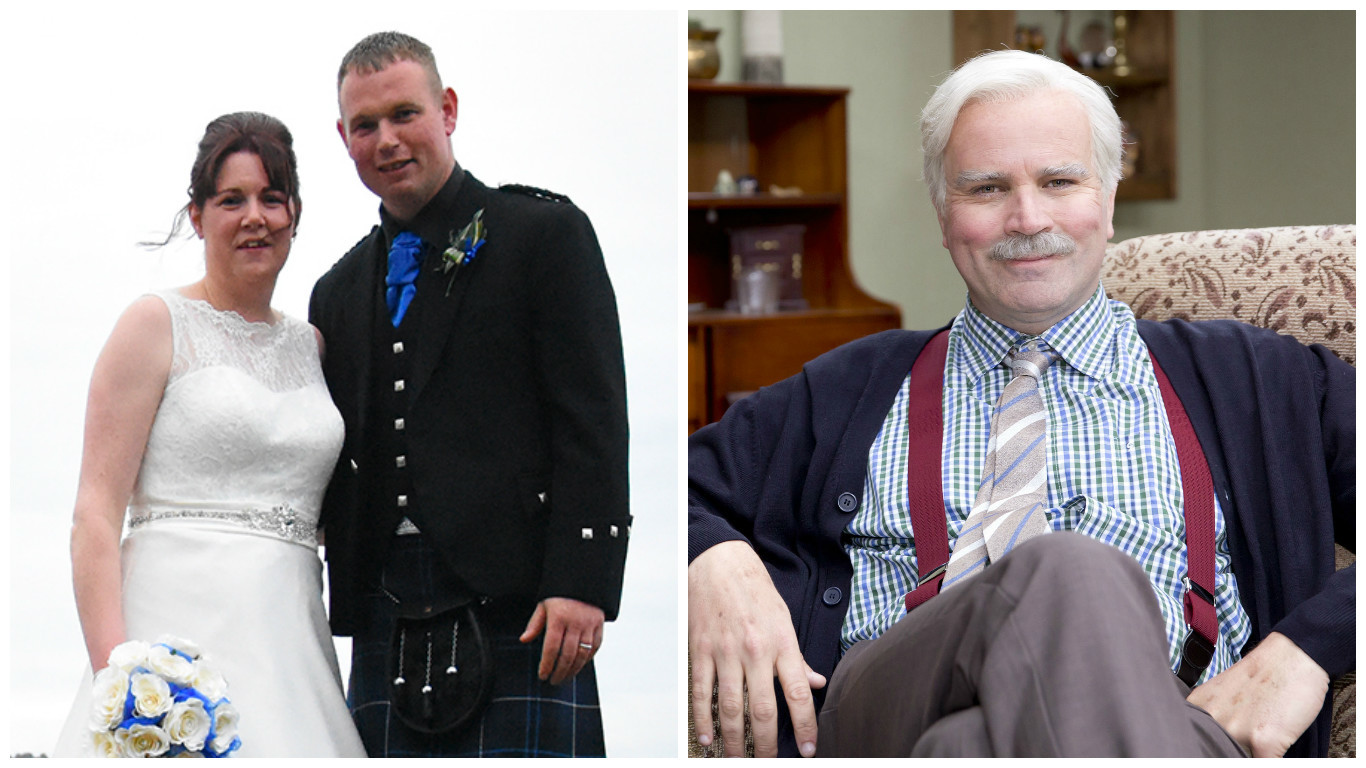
xmin=953 ymin=283 xmax=1118 ymax=382
xmin=379 ymin=160 xmax=466 ymax=249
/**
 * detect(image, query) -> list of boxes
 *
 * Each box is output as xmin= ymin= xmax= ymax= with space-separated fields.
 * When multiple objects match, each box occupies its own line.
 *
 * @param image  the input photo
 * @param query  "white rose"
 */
xmin=147 ymin=643 xmax=196 ymax=686
xmin=106 ymin=640 xmax=150 ymax=673
xmin=88 ymin=666 xmax=130 ymax=732
xmin=90 ymin=728 xmax=123 ymax=758
xmin=209 ymin=700 xmax=240 ymax=754
xmin=130 ymin=671 xmax=174 ymax=719
xmin=163 ymin=698 xmax=212 ymax=752
xmin=154 ymin=634 xmax=202 ymax=660
xmin=121 ymin=723 xmax=171 ymax=758
xmin=173 ymin=750 xmax=206 ymax=757
xmin=190 ymin=661 xmax=228 ymax=702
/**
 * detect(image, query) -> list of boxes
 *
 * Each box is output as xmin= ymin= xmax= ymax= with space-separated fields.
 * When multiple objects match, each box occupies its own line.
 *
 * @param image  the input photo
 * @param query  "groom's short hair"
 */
xmin=337 ymin=31 xmax=444 ymax=101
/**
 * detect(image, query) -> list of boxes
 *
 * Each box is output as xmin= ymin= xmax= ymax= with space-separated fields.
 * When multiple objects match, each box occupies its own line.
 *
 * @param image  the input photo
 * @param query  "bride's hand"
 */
xmin=519 ymin=597 xmax=605 ymax=685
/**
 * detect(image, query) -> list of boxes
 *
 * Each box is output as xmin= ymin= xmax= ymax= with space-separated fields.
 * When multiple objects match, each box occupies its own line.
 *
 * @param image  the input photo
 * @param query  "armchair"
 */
xmin=1102 ymin=224 xmax=1355 ymax=758
xmin=688 ymin=225 xmax=1356 ymax=757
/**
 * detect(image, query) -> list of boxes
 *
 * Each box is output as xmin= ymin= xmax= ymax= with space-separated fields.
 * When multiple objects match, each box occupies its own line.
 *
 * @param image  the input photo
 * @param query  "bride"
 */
xmin=54 ymin=112 xmax=366 ymax=757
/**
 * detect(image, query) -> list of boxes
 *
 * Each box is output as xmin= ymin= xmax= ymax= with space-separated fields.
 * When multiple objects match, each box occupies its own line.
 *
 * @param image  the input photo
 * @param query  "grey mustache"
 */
xmin=990 ymin=232 xmax=1077 ymax=261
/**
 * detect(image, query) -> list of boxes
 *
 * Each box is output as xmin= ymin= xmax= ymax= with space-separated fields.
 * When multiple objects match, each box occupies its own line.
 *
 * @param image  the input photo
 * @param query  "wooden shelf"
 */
xmin=1086 ymin=67 xmax=1167 ymax=90
xmin=687 ymin=192 xmax=843 ymax=209
xmin=688 ymin=83 xmax=901 ymax=431
xmin=687 ymin=81 xmax=850 ymax=99
xmin=688 ymin=305 xmax=902 ymax=326
xmin=953 ymin=10 xmax=1176 ymax=203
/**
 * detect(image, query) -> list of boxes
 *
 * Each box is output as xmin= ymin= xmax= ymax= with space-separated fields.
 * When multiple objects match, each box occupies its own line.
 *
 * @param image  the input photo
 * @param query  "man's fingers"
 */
xmin=776 ymin=654 xmax=819 ymax=757
xmin=569 ymin=634 xmax=595 ymax=680
xmin=538 ymin=618 xmax=566 ymax=681
xmin=552 ymin=632 xmax=577 ymax=685
xmin=553 ymin=629 xmax=597 ymax=685
xmin=806 ymin=664 xmax=828 ymax=690
xmin=745 ymin=672 xmax=781 ymax=758
xmin=520 ymin=602 xmax=547 ymax=644
xmin=714 ymin=660 xmax=749 ymax=757
xmin=689 ymin=653 xmax=717 ymax=747
xmin=530 ymin=598 xmax=605 ymax=685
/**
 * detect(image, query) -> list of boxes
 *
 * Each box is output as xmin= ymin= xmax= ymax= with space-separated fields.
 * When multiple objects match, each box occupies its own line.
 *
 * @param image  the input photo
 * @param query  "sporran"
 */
xmin=387 ymin=593 xmax=494 ymax=734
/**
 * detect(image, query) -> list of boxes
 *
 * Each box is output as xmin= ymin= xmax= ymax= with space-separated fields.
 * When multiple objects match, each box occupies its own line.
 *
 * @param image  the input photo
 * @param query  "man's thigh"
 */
xmin=818 ymin=532 xmax=1244 ymax=757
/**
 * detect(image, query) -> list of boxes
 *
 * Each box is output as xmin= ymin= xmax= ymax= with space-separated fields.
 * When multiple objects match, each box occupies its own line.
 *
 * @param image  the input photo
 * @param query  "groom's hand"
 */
xmin=520 ymin=597 xmax=605 ymax=685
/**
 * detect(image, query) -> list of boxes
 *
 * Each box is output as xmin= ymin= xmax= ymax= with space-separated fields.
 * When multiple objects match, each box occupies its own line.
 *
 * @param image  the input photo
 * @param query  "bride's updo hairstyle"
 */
xmin=150 ymin=112 xmax=302 ymax=245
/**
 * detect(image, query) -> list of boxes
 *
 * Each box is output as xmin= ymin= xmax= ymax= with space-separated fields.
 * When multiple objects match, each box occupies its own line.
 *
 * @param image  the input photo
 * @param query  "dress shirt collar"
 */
xmin=379 ymin=160 xmax=467 ymax=249
xmin=955 ymin=283 xmax=1118 ymax=383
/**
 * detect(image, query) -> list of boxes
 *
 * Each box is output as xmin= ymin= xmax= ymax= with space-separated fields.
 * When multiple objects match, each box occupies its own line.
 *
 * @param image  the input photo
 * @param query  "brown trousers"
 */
xmin=816 ymin=532 xmax=1245 ymax=757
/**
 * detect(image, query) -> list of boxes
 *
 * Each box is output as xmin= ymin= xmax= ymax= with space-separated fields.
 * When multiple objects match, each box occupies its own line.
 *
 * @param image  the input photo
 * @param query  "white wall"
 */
xmin=5 ymin=6 xmax=679 ymax=757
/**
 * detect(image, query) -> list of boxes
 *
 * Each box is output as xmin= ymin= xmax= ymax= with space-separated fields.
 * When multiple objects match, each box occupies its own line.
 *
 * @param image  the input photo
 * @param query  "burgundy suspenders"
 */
xmin=1150 ymin=353 xmax=1219 ymax=686
xmin=902 ymin=331 xmax=951 ymax=612
xmin=899 ymin=330 xmax=1219 ymax=685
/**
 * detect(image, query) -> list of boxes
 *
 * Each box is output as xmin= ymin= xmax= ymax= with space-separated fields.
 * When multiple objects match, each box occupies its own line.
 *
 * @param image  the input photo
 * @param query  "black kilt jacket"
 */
xmin=310 ymin=170 xmax=631 ymax=635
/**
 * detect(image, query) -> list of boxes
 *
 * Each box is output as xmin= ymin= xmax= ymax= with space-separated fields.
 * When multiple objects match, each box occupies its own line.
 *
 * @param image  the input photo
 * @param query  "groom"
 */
xmin=310 ymin=31 xmax=631 ymax=757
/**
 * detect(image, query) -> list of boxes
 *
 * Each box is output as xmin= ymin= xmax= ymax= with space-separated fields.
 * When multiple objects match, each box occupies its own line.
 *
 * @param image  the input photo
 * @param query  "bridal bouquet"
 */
xmin=87 ymin=636 xmax=241 ymax=758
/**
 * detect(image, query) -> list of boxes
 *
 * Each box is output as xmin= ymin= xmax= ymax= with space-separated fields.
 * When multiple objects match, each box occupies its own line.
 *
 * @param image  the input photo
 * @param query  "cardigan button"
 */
xmin=822 ymin=587 xmax=843 ymax=606
xmin=836 ymin=492 xmax=858 ymax=512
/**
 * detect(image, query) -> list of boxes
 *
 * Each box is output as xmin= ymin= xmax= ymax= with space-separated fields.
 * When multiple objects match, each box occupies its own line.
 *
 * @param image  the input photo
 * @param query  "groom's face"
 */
xmin=338 ymin=58 xmax=458 ymax=222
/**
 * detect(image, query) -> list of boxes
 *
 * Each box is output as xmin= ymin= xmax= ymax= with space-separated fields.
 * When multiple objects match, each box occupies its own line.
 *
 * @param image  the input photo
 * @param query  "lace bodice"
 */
xmin=127 ymin=290 xmax=343 ymax=545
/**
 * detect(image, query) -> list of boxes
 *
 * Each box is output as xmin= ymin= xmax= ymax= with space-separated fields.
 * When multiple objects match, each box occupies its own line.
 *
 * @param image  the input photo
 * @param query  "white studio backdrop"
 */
xmin=6 ymin=5 xmax=681 ymax=757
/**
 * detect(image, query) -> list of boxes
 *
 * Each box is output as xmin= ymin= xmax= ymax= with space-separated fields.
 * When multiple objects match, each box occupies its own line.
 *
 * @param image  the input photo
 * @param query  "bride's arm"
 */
xmin=311 ymin=323 xmax=327 ymax=551
xmin=70 ymin=296 xmax=172 ymax=671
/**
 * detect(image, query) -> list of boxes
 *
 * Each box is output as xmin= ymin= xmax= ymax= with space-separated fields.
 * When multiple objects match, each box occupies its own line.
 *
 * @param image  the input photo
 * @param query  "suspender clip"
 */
xmin=1178 ymin=577 xmax=1217 ymax=686
xmin=1176 ymin=629 xmax=1216 ymax=687
xmin=903 ymin=562 xmax=948 ymax=613
xmin=1182 ymin=576 xmax=1214 ymax=606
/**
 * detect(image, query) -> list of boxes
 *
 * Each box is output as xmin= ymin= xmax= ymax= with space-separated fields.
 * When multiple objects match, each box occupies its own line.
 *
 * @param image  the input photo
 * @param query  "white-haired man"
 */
xmin=688 ymin=50 xmax=1352 ymax=758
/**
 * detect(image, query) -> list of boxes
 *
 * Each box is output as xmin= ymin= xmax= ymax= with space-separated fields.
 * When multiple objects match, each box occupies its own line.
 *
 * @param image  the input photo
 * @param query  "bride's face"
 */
xmin=189 ymin=151 xmax=298 ymax=286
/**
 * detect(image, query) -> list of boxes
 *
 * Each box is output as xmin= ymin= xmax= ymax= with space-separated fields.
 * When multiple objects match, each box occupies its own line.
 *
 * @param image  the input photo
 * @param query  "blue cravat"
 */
xmin=385 ymin=231 xmax=424 ymax=327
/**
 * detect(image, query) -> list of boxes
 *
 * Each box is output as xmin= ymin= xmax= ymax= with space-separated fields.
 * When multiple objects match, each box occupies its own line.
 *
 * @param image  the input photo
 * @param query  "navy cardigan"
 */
xmin=688 ymin=320 xmax=1354 ymax=757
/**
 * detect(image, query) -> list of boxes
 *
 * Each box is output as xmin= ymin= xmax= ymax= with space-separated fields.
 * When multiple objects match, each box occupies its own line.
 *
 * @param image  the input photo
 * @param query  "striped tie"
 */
xmin=943 ymin=339 xmax=1060 ymax=590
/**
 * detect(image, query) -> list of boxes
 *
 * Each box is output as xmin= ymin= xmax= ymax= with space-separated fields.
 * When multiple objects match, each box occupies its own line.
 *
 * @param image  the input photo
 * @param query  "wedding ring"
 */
xmin=579 ymin=642 xmax=594 ymax=650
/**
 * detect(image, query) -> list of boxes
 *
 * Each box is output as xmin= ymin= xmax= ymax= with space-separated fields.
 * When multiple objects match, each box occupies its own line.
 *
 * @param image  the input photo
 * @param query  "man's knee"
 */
xmin=1005 ymin=532 xmax=1152 ymax=602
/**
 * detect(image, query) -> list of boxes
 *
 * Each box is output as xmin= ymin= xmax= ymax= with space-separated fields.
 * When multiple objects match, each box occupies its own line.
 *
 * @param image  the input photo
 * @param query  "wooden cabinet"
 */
xmin=688 ymin=82 xmax=900 ymax=432
xmin=954 ymin=10 xmax=1176 ymax=201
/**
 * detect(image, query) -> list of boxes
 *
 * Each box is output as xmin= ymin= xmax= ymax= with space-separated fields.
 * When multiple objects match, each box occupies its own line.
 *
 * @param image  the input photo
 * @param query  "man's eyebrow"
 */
xmin=1041 ymin=163 xmax=1091 ymax=178
xmin=952 ymin=170 xmax=1007 ymax=187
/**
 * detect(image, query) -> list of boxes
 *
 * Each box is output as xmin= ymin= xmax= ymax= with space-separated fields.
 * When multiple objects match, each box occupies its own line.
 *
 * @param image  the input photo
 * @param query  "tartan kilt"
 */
xmin=347 ymin=581 xmax=605 ymax=757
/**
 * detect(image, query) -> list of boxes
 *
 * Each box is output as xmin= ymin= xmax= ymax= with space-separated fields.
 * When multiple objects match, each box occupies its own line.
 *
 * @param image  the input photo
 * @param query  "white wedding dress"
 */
xmin=54 ymin=289 xmax=366 ymax=757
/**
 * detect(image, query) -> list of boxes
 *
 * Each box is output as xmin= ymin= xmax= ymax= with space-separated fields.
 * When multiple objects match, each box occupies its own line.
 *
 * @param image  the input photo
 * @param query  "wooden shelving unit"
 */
xmin=953 ymin=10 xmax=1176 ymax=201
xmin=688 ymin=82 xmax=901 ymax=433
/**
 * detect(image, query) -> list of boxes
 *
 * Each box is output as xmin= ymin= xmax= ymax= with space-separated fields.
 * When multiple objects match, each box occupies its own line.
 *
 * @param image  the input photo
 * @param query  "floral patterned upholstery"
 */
xmin=1103 ymin=225 xmax=1355 ymax=364
xmin=1105 ymin=224 xmax=1355 ymax=758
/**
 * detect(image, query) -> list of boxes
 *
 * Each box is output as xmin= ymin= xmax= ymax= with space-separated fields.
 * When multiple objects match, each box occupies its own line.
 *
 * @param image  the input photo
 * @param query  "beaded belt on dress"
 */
xmin=127 ymin=504 xmax=316 ymax=546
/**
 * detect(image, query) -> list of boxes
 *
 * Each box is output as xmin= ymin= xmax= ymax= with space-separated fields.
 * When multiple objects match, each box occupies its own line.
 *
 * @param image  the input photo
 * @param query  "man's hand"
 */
xmin=520 ymin=597 xmax=605 ymax=685
xmin=689 ymin=541 xmax=826 ymax=757
xmin=1186 ymin=631 xmax=1329 ymax=757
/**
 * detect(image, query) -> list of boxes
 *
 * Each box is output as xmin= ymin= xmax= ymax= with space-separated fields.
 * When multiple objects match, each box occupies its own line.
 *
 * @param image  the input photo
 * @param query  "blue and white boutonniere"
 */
xmin=441 ymin=209 xmax=487 ymax=296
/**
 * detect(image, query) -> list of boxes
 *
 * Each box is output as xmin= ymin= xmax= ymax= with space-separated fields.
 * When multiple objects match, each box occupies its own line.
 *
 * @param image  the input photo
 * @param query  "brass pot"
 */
xmin=688 ymin=28 xmax=720 ymax=80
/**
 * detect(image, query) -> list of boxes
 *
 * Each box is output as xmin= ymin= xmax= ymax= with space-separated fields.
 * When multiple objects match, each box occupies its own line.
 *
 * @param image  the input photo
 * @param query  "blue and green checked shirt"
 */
xmin=842 ymin=286 xmax=1252 ymax=683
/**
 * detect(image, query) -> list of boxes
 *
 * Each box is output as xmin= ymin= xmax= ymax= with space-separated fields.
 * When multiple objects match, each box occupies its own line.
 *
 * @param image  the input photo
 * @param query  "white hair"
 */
xmin=921 ymin=50 xmax=1122 ymax=214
